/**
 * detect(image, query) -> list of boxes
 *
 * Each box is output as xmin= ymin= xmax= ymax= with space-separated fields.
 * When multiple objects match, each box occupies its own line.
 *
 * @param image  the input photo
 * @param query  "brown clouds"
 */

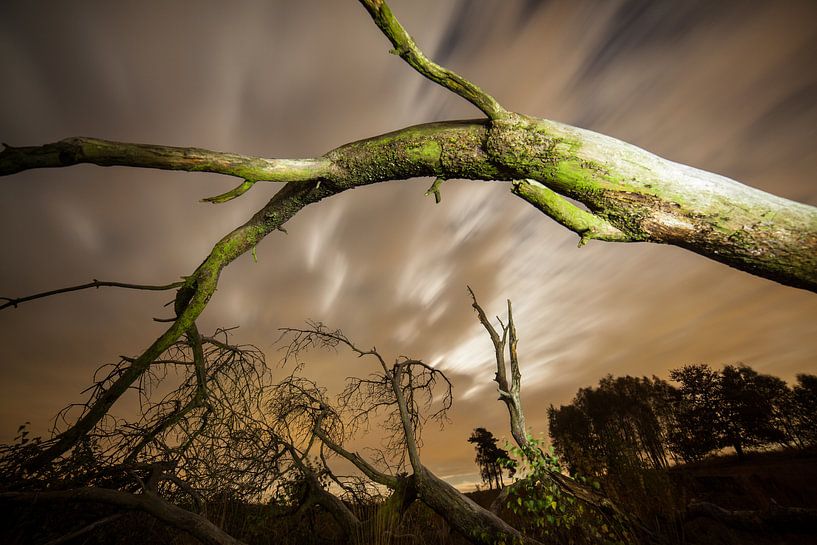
xmin=1 ymin=0 xmax=816 ymax=488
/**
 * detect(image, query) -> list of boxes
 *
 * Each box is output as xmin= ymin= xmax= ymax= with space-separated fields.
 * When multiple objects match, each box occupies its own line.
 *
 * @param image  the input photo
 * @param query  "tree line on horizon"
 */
xmin=545 ymin=364 xmax=817 ymax=479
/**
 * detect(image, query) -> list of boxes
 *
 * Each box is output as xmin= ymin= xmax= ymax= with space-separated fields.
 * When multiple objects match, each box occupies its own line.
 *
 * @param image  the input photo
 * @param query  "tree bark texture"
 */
xmin=413 ymin=465 xmax=542 ymax=545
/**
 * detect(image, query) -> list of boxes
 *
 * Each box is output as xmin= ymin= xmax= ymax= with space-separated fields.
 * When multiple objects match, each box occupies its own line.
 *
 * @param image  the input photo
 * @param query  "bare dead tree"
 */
xmin=277 ymin=322 xmax=543 ymax=545
xmin=0 ymin=323 xmax=385 ymax=543
xmin=469 ymin=287 xmax=666 ymax=544
xmin=0 ymin=326 xmax=291 ymax=544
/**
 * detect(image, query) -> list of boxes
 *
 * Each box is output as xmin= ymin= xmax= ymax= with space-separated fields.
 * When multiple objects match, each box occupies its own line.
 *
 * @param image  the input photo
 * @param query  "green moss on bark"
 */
xmin=326 ymin=120 xmax=507 ymax=186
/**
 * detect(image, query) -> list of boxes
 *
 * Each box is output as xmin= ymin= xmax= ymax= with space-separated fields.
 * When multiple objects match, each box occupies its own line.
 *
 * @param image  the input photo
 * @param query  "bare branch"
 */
xmin=389 ymin=360 xmax=422 ymax=471
xmin=279 ymin=322 xmax=389 ymax=373
xmin=507 ymin=299 xmax=521 ymax=397
xmin=469 ymin=290 xmax=528 ymax=451
xmin=467 ymin=286 xmax=509 ymax=394
xmin=1 ymin=279 xmax=183 ymax=311
xmin=313 ymin=426 xmax=397 ymax=488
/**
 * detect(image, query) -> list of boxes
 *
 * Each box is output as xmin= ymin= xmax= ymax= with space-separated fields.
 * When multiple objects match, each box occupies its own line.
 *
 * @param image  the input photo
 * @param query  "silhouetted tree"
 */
xmin=548 ymin=375 xmax=675 ymax=476
xmin=547 ymin=403 xmax=596 ymax=477
xmin=553 ymin=364 xmax=810 ymax=471
xmin=669 ymin=364 xmax=793 ymax=460
xmin=668 ymin=364 xmax=723 ymax=462
xmin=468 ymin=427 xmax=515 ymax=490
xmin=718 ymin=365 xmax=789 ymax=458
xmin=789 ymin=374 xmax=817 ymax=447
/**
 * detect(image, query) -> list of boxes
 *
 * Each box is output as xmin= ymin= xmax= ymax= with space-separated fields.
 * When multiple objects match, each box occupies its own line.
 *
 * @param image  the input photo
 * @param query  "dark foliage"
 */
xmin=549 ymin=364 xmax=817 ymax=475
xmin=548 ymin=375 xmax=676 ymax=477
xmin=467 ymin=428 xmax=516 ymax=490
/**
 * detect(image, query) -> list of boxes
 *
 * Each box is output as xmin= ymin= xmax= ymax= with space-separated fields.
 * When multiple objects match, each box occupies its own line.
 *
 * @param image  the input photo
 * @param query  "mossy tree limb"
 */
xmin=0 ymin=279 xmax=183 ymax=311
xmin=487 ymin=113 xmax=817 ymax=292
xmin=4 ymin=117 xmax=815 ymax=292
xmin=0 ymin=137 xmax=332 ymax=182
xmin=512 ymin=179 xmax=632 ymax=246
xmin=24 ymin=180 xmax=341 ymax=468
xmin=357 ymin=0 xmax=508 ymax=120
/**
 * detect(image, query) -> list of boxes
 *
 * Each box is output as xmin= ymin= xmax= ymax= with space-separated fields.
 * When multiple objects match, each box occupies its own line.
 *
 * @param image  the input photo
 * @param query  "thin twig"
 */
xmin=1 ymin=279 xmax=183 ymax=311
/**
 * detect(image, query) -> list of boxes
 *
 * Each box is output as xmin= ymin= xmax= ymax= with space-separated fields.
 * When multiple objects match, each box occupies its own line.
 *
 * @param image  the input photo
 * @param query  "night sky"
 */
xmin=1 ymin=0 xmax=816 ymax=489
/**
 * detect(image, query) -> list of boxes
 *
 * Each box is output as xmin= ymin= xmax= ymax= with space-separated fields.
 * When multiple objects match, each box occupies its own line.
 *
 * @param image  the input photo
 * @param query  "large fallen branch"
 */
xmin=3 ymin=3 xmax=815 ymax=293
xmin=0 ymin=488 xmax=246 ymax=545
xmin=3 ymin=114 xmax=815 ymax=292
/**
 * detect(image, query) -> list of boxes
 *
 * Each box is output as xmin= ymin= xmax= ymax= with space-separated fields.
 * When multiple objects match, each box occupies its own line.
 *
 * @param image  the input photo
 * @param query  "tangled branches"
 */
xmin=1 ymin=326 xmax=287 ymax=503
xmin=278 ymin=322 xmax=453 ymax=471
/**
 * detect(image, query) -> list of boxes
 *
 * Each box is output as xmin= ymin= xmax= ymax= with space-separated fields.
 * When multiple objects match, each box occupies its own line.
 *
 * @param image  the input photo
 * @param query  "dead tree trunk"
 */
xmin=470 ymin=288 xmax=659 ymax=544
